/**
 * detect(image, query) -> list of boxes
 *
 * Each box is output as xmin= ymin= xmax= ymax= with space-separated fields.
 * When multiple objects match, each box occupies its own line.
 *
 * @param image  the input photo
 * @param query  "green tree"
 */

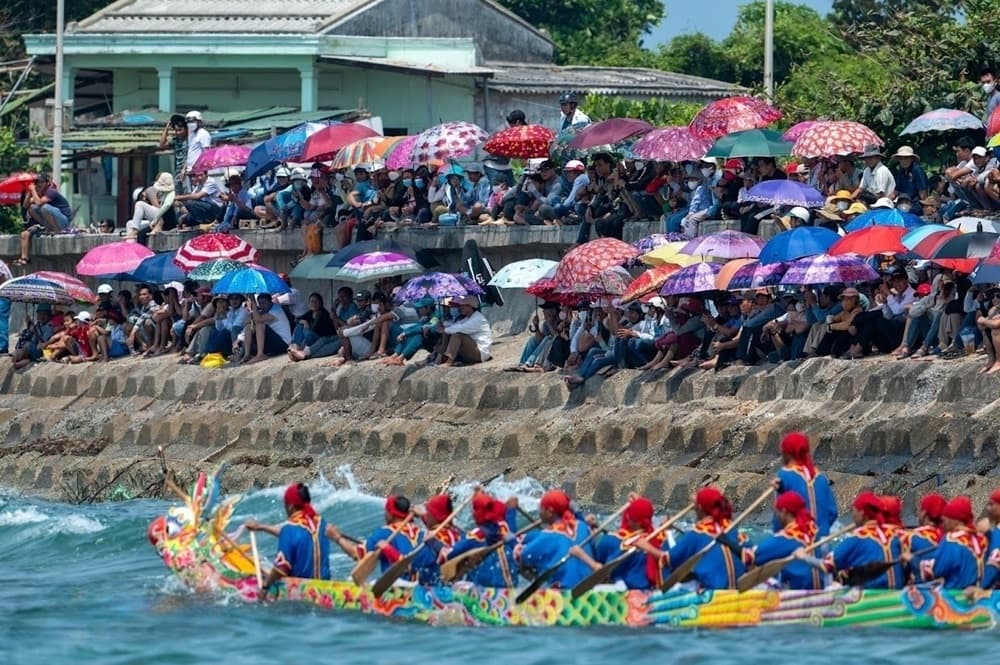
xmin=657 ymin=33 xmax=735 ymax=83
xmin=583 ymin=94 xmax=702 ymax=126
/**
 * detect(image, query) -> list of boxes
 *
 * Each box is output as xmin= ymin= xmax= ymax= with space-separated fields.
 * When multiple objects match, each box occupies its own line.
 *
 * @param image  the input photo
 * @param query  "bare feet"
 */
xmin=987 ymin=363 xmax=1000 ymax=374
xmin=244 ymin=355 xmax=266 ymax=365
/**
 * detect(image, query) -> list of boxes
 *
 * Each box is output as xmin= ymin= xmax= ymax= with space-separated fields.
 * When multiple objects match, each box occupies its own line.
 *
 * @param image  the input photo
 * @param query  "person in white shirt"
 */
xmin=852 ymin=145 xmax=896 ymax=204
xmin=275 ymin=274 xmax=309 ymax=319
xmin=558 ymin=93 xmax=591 ymax=131
xmin=182 ymin=110 xmax=212 ymax=181
xmin=845 ymin=270 xmax=914 ymax=358
xmin=237 ymin=293 xmax=290 ymax=364
xmin=438 ymin=295 xmax=492 ymax=365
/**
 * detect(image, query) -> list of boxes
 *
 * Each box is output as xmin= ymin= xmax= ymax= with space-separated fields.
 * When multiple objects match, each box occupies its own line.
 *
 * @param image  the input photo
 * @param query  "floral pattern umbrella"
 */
xmin=791 ymin=121 xmax=883 ymax=158
xmin=552 ymin=238 xmax=639 ymax=287
xmin=384 ymin=135 xmax=419 ymax=170
xmin=828 ymin=226 xmax=908 ymax=257
xmin=174 ymin=233 xmax=259 ymax=271
xmin=713 ymin=258 xmax=758 ymax=290
xmin=555 ymin=266 xmax=631 ymax=296
xmin=634 ymin=233 xmax=688 ymax=255
xmin=724 ymin=260 xmax=789 ymax=291
xmin=483 ymin=124 xmax=556 ymax=159
xmin=330 ymin=136 xmax=408 ymax=169
xmin=782 ymin=121 xmax=817 ymax=142
xmin=659 ymin=262 xmax=724 ymax=295
xmin=76 ymin=241 xmax=155 ymax=277
xmin=0 ymin=259 xmax=11 ymax=282
xmin=0 ymin=276 xmax=75 ymax=305
xmin=779 ymin=253 xmax=879 ymax=285
xmin=488 ymin=259 xmax=558 ymax=289
xmin=689 ymin=96 xmax=782 ymax=139
xmin=902 ymin=108 xmax=984 ymax=135
xmin=26 ymin=271 xmax=96 ymax=303
xmin=621 ymin=264 xmax=682 ymax=303
xmin=454 ymin=273 xmax=487 ymax=296
xmin=745 ymin=180 xmax=826 ymax=208
xmin=395 ymin=272 xmax=470 ymax=302
xmin=192 ymin=144 xmax=252 ymax=172
xmin=568 ymin=118 xmax=653 ymax=150
xmin=630 ymin=126 xmax=712 ymax=162
xmin=187 ymin=258 xmax=250 ymax=281
xmin=680 ymin=230 xmax=765 ymax=260
xmin=336 ymin=252 xmax=424 ymax=283
xmin=411 ymin=121 xmax=488 ymax=164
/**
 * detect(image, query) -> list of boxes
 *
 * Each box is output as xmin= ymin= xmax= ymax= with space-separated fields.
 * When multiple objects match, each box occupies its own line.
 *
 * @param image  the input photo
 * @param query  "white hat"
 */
xmin=647 ymin=296 xmax=668 ymax=310
xmin=153 ymin=172 xmax=175 ymax=192
xmin=789 ymin=206 xmax=810 ymax=222
xmin=163 ymin=281 xmax=184 ymax=294
xmin=972 ymin=146 xmax=989 ymax=157
xmin=97 ymin=283 xmax=113 ymax=295
xmin=387 ymin=170 xmax=400 ymax=181
xmin=892 ymin=145 xmax=919 ymax=160
xmin=564 ymin=159 xmax=585 ymax=171
xmin=699 ymin=157 xmax=718 ymax=166
xmin=184 ymin=110 xmax=202 ymax=122
xmin=75 ymin=311 xmax=92 ymax=323
xmin=274 ymin=166 xmax=291 ymax=178
xmin=872 ymin=197 xmax=895 ymax=209
xmin=290 ymin=167 xmax=307 ymax=182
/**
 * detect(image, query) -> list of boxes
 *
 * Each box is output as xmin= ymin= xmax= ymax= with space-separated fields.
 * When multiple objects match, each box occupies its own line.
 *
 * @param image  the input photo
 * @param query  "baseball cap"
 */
xmin=97 ymin=283 xmax=113 ymax=295
xmin=184 ymin=110 xmax=202 ymax=122
xmin=789 ymin=207 xmax=810 ymax=222
xmin=355 ymin=290 xmax=371 ymax=301
xmin=75 ymin=311 xmax=92 ymax=322
xmin=274 ymin=166 xmax=291 ymax=178
xmin=972 ymin=146 xmax=989 ymax=157
xmin=564 ymin=159 xmax=585 ymax=171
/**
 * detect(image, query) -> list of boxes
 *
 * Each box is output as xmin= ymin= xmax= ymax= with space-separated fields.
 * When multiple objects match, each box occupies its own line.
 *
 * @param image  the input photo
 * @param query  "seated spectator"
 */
xmin=699 ymin=296 xmax=745 ymax=370
xmin=613 ymin=299 xmax=666 ymax=369
xmin=216 ymin=174 xmax=262 ymax=232
xmin=176 ymin=171 xmax=224 ymax=228
xmin=382 ymin=297 xmax=441 ymax=366
xmin=261 ymin=167 xmax=306 ymax=231
xmin=640 ymin=298 xmax=708 ymax=370
xmin=566 ymin=300 xmax=600 ymax=369
xmin=735 ymin=289 xmax=786 ymax=365
xmin=324 ymin=291 xmax=377 ymax=366
xmin=510 ymin=302 xmax=562 ymax=372
xmin=892 ymin=146 xmax=928 ymax=202
xmin=763 ymin=293 xmax=811 ymax=361
xmin=462 ymin=163 xmax=491 ymax=221
xmin=801 ymin=286 xmax=843 ymax=357
xmin=977 ymin=288 xmax=1000 ymax=373
xmin=126 ymin=172 xmax=176 ymax=239
xmin=680 ymin=160 xmax=718 ymax=237
xmin=846 ymin=269 xmax=915 ymax=358
xmin=519 ymin=160 xmax=564 ymax=226
xmin=564 ymin=302 xmax=622 ymax=387
xmin=816 ymin=288 xmax=866 ymax=357
xmin=235 ymin=293 xmax=291 ymax=364
xmin=542 ymin=159 xmax=588 ymax=224
xmin=435 ymin=295 xmax=492 ymax=367
xmin=255 ymin=166 xmax=293 ymax=228
xmin=178 ymin=293 xmax=224 ymax=364
xmin=87 ymin=283 xmax=127 ymax=362
xmin=287 ymin=293 xmax=336 ymax=356
xmin=127 ymin=285 xmax=158 ymax=354
xmin=15 ymin=172 xmax=74 ymax=266
xmin=220 ymin=294 xmax=249 ymax=359
xmin=12 ymin=303 xmax=55 ymax=369
xmin=896 ymin=282 xmax=934 ymax=358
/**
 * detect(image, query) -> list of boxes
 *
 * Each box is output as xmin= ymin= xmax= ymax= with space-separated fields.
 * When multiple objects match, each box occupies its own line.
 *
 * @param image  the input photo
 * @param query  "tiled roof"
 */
xmin=485 ymin=63 xmax=741 ymax=98
xmin=71 ymin=0 xmax=375 ymax=34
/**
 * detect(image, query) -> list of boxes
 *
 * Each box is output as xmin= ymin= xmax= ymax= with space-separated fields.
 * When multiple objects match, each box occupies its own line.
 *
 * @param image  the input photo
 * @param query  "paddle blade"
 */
xmin=660 ymin=544 xmax=707 ymax=590
xmin=370 ymin=551 xmax=416 ymax=597
xmin=515 ymin=565 xmax=556 ymax=604
xmin=350 ymin=551 xmax=381 ymax=585
xmin=570 ymin=552 xmax=625 ymax=599
xmin=736 ymin=557 xmax=789 ymax=592
xmin=440 ymin=544 xmax=496 ymax=583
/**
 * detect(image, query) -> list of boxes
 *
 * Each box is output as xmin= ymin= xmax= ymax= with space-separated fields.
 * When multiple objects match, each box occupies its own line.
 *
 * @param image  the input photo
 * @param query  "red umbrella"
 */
xmin=568 ymin=118 xmax=653 ymax=150
xmin=174 ymin=233 xmax=259 ymax=271
xmin=912 ymin=230 xmax=960 ymax=258
xmin=989 ymin=106 xmax=1000 ymax=138
xmin=525 ymin=276 xmax=581 ymax=305
xmin=620 ymin=264 xmax=682 ymax=303
xmin=792 ymin=121 xmax=883 ymax=158
xmin=689 ymin=96 xmax=782 ymax=139
xmin=483 ymin=124 xmax=555 ymax=159
xmin=931 ymin=258 xmax=978 ymax=273
xmin=552 ymin=238 xmax=639 ymax=287
xmin=0 ymin=172 xmax=37 ymax=205
xmin=302 ymin=124 xmax=380 ymax=161
xmin=828 ymin=226 xmax=908 ymax=257
xmin=26 ymin=271 xmax=97 ymax=304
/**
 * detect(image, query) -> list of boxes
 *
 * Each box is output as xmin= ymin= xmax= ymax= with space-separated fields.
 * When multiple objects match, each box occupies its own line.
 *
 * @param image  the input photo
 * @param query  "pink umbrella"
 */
xmin=302 ymin=123 xmax=380 ymax=162
xmin=411 ymin=121 xmax=488 ymax=163
xmin=27 ymin=271 xmax=96 ymax=303
xmin=630 ymin=126 xmax=713 ymax=161
xmin=336 ymin=252 xmax=423 ymax=283
xmin=384 ymin=135 xmax=419 ymax=170
xmin=568 ymin=118 xmax=653 ymax=150
xmin=76 ymin=241 xmax=155 ymax=277
xmin=782 ymin=121 xmax=817 ymax=142
xmin=192 ymin=144 xmax=252 ymax=172
xmin=680 ymin=230 xmax=765 ymax=260
xmin=174 ymin=233 xmax=259 ymax=271
xmin=659 ymin=262 xmax=724 ymax=295
xmin=689 ymin=96 xmax=782 ymax=139
xmin=792 ymin=121 xmax=883 ymax=158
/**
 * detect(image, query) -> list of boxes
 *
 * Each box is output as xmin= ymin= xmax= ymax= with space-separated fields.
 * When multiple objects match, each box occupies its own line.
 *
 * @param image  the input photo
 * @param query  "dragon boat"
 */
xmin=148 ymin=467 xmax=1000 ymax=630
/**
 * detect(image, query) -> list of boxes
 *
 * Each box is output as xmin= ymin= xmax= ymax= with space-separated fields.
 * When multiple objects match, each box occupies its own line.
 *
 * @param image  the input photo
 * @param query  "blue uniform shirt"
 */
xmin=922 ymin=529 xmax=986 ymax=589
xmin=775 ymin=465 xmax=838 ymax=538
xmin=982 ymin=528 xmax=1000 ymax=589
xmin=519 ymin=517 xmax=594 ymax=589
xmin=363 ymin=523 xmax=424 ymax=575
xmin=825 ymin=522 xmax=903 ymax=589
xmin=410 ymin=526 xmax=462 ymax=585
xmin=447 ymin=521 xmax=519 ymax=588
xmin=902 ymin=525 xmax=941 ymax=582
xmin=661 ymin=518 xmax=748 ymax=590
xmin=745 ymin=522 xmax=821 ymax=590
xmin=274 ymin=512 xmax=331 ymax=580
xmin=594 ymin=530 xmax=656 ymax=590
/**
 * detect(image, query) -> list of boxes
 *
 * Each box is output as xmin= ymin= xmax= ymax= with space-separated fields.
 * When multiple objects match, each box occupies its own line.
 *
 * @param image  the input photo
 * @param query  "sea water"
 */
xmin=0 ymin=470 xmax=994 ymax=665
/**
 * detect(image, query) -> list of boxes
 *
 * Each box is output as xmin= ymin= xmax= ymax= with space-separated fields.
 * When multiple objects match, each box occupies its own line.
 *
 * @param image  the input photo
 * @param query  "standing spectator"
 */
xmin=158 ymin=114 xmax=188 ymax=191
xmin=182 ymin=110 xmax=211 ymax=184
xmin=891 ymin=146 xmax=928 ymax=202
xmin=557 ymin=92 xmax=590 ymax=130
xmin=125 ymin=172 xmax=176 ymax=239
xmin=15 ymin=172 xmax=73 ymax=266
xmin=982 ymin=67 xmax=1000 ymax=125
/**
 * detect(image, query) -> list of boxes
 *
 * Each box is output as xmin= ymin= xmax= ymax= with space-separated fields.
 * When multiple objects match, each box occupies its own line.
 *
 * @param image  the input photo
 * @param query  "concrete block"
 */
xmin=47 ymin=375 xmax=65 ymax=397
xmin=101 ymin=376 xmax=120 ymax=398
xmin=452 ymin=437 xmax=470 ymax=460
xmin=15 ymin=374 xmax=31 ymax=395
xmin=276 ymin=378 xmax=295 ymax=401
xmin=499 ymin=434 xmax=519 ymax=458
xmin=137 ymin=375 xmax=157 ymax=398
xmin=181 ymin=381 xmax=201 ymax=403
xmin=160 ymin=379 xmax=176 ymax=401
xmin=219 ymin=378 xmax=236 ymax=400
xmin=255 ymin=377 xmax=273 ymax=400
xmin=410 ymin=437 xmax=430 ymax=459
xmin=63 ymin=374 xmax=78 ymax=396
xmin=29 ymin=376 xmax=48 ymax=397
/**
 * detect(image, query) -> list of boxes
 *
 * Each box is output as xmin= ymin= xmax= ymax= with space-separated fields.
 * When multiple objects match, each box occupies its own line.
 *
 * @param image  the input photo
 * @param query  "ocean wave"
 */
xmin=0 ymin=506 xmax=105 ymax=535
xmin=0 ymin=506 xmax=50 ymax=526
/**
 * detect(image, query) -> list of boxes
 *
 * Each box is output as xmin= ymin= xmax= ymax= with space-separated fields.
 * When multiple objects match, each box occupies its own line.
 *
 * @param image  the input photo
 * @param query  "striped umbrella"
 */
xmin=336 ymin=252 xmax=424 ymax=283
xmin=0 ymin=276 xmax=75 ymax=305
xmin=330 ymin=136 xmax=409 ymax=169
xmin=26 ymin=271 xmax=96 ymax=304
xmin=174 ymin=233 xmax=259 ymax=271
xmin=76 ymin=241 xmax=155 ymax=277
xmin=0 ymin=259 xmax=12 ymax=282
xmin=187 ymin=258 xmax=250 ymax=281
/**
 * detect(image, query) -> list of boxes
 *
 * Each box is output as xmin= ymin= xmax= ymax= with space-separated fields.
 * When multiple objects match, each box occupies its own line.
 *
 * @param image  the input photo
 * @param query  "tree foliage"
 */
xmin=583 ymin=94 xmax=701 ymax=126
xmin=657 ymin=33 xmax=735 ymax=83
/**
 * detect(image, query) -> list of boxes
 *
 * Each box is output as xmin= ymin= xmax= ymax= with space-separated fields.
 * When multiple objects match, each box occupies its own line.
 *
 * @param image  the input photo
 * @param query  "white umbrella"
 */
xmin=947 ymin=217 xmax=1000 ymax=234
xmin=488 ymin=259 xmax=558 ymax=289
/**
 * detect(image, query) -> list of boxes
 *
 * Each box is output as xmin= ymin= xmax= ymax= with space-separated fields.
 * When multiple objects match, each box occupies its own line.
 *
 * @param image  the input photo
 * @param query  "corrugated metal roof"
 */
xmin=72 ymin=0 xmax=375 ymax=33
xmin=321 ymin=56 xmax=494 ymax=77
xmin=485 ymin=63 xmax=741 ymax=98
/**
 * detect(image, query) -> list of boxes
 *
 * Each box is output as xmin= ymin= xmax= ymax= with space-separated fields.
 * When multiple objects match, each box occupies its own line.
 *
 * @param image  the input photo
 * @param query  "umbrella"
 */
xmin=641 ymin=241 xmax=714 ymax=268
xmin=26 ymin=271 xmax=96 ymax=304
xmin=244 ymin=121 xmax=328 ymax=179
xmin=0 ymin=276 xmax=75 ymax=305
xmin=744 ymin=180 xmax=825 ymax=208
xmin=568 ymin=118 xmax=653 ymax=150
xmin=680 ymin=230 xmax=764 ymax=259
xmin=454 ymin=273 xmax=486 ymax=297
xmin=336 ymin=252 xmax=424 ymax=283
xmin=659 ymin=262 xmax=724 ymax=295
xmin=713 ymin=258 xmax=757 ymax=290
xmin=330 ymin=136 xmax=408 ymax=170
xmin=630 ymin=127 xmax=712 ymax=162
xmin=302 ymin=123 xmax=380 ymax=162
xmin=76 ymin=241 xmax=155 ymax=277
xmin=970 ymin=258 xmax=1000 ymax=284
xmin=911 ymin=230 xmax=959 ymax=258
xmin=780 ymin=254 xmax=880 ymax=285
xmin=192 ymin=144 xmax=252 ymax=172
xmin=552 ymin=238 xmax=639 ymax=286
xmin=634 ymin=233 xmax=688 ymax=255
xmin=288 ymin=253 xmax=343 ymax=281
xmin=0 ymin=172 xmax=36 ymax=205
xmin=704 ymin=129 xmax=792 ymax=159
xmin=689 ymin=96 xmax=782 ymax=139
xmin=902 ymin=108 xmax=984 ymax=135
xmin=384 ymin=135 xmax=419 ymax=170
xmin=932 ymin=232 xmax=1000 ymax=260
xmin=989 ymin=106 xmax=1000 ymax=138
xmin=828 ymin=227 xmax=908 ymax=256
xmin=125 ymin=252 xmax=186 ymax=284
xmin=843 ymin=208 xmax=922 ymax=232
xmin=792 ymin=121 xmax=883 ymax=158
xmin=901 ymin=224 xmax=954 ymax=249
xmin=326 ymin=238 xmax=427 ymax=268
xmin=411 ymin=121 xmax=488 ymax=164
xmin=724 ymin=261 xmax=789 ymax=291
xmin=758 ymin=226 xmax=840 ymax=264
xmin=174 ymin=233 xmax=259 ymax=271
xmin=488 ymin=259 xmax=558 ymax=289
xmin=525 ymin=276 xmax=583 ymax=305
xmin=782 ymin=121 xmax=817 ymax=142
xmin=212 ymin=267 xmax=290 ymax=296
xmin=395 ymin=272 xmax=469 ymax=302
xmin=187 ymin=258 xmax=251 ymax=281
xmin=948 ymin=217 xmax=1000 ymax=234
xmin=621 ymin=264 xmax=683 ymax=303
xmin=483 ymin=125 xmax=555 ymax=159
xmin=0 ymin=259 xmax=10 ymax=282
xmin=555 ymin=266 xmax=632 ymax=296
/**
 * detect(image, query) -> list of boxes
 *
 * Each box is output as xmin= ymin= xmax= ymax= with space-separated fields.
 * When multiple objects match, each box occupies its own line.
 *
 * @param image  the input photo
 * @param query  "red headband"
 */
xmin=919 ymin=493 xmax=947 ymax=525
xmin=695 ymin=487 xmax=732 ymax=523
xmin=880 ymin=495 xmax=902 ymax=527
xmin=990 ymin=489 xmax=1000 ymax=506
xmin=540 ymin=490 xmax=573 ymax=521
xmin=780 ymin=432 xmax=816 ymax=478
xmin=385 ymin=495 xmax=409 ymax=520
xmin=472 ymin=493 xmax=507 ymax=526
xmin=423 ymin=494 xmax=452 ymax=524
xmin=283 ymin=483 xmax=316 ymax=519
xmin=775 ymin=491 xmax=814 ymax=533
xmin=621 ymin=497 xmax=654 ymax=533
xmin=942 ymin=496 xmax=974 ymax=528
xmin=853 ymin=491 xmax=884 ymax=523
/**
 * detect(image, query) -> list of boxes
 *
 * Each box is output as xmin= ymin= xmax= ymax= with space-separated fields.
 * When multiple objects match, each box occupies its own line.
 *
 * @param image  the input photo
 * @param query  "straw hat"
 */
xmin=892 ymin=146 xmax=919 ymax=161
xmin=816 ymin=205 xmax=843 ymax=222
xmin=845 ymin=202 xmax=867 ymax=215
xmin=829 ymin=189 xmax=853 ymax=204
xmin=153 ymin=172 xmax=175 ymax=192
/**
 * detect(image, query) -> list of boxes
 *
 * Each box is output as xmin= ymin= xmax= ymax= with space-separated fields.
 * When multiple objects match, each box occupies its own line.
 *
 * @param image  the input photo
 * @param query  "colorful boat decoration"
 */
xmin=149 ymin=467 xmax=1000 ymax=630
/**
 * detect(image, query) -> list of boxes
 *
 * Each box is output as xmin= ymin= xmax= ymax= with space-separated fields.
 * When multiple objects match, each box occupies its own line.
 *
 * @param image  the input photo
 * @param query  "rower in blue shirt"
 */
xmin=445 ymin=492 xmax=519 ymax=587
xmin=901 ymin=493 xmax=946 ymax=583
xmin=743 ymin=491 xmax=821 ymax=590
xmin=329 ymin=495 xmax=424 ymax=577
xmin=775 ymin=432 xmax=838 ymax=538
xmin=816 ymin=491 xmax=903 ymax=589
xmin=909 ymin=496 xmax=986 ymax=589
xmin=516 ymin=489 xmax=592 ymax=589
xmin=589 ymin=496 xmax=661 ymax=590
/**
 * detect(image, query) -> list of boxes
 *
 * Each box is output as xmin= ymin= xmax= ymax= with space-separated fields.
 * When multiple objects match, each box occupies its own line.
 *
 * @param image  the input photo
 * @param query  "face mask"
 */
xmin=402 ymin=178 xmax=412 ymax=188
xmin=898 ymin=203 xmax=912 ymax=213
xmin=186 ymin=122 xmax=197 ymax=132
xmin=795 ymin=302 xmax=806 ymax=313
xmin=293 ymin=181 xmax=304 ymax=191
xmin=449 ymin=307 xmax=460 ymax=318
xmin=683 ymin=163 xmax=696 ymax=176
xmin=700 ymin=167 xmax=714 ymax=178
xmin=492 ymin=184 xmax=502 ymax=194
xmin=414 ymin=178 xmax=425 ymax=188
xmin=558 ymin=311 xmax=567 ymax=321
xmin=370 ymin=304 xmax=379 ymax=314
xmin=685 ymin=180 xmax=699 ymax=191
xmin=837 ymin=201 xmax=849 ymax=211
xmin=335 ymin=173 xmax=345 ymax=182
xmin=985 ymin=83 xmax=996 ymax=94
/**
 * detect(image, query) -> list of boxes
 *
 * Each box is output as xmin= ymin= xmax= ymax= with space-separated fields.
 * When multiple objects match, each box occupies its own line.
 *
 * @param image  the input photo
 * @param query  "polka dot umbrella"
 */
xmin=689 ymin=96 xmax=782 ymax=140
xmin=411 ymin=121 xmax=488 ymax=164
xmin=791 ymin=121 xmax=883 ymax=159
xmin=483 ymin=124 xmax=555 ymax=159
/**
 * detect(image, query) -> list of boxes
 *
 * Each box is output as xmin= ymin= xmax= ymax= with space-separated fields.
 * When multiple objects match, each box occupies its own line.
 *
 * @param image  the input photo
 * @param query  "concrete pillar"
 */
xmin=60 ymin=66 xmax=76 ymax=112
xmin=299 ymin=65 xmax=317 ymax=112
xmin=156 ymin=66 xmax=175 ymax=112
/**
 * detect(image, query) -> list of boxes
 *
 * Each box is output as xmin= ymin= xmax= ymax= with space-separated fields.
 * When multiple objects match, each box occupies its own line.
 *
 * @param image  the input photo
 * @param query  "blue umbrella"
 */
xmin=744 ymin=180 xmax=825 ymax=208
xmin=844 ymin=208 xmax=923 ymax=232
xmin=212 ymin=267 xmax=290 ymax=296
xmin=244 ymin=121 xmax=332 ymax=179
xmin=901 ymin=224 xmax=953 ymax=249
xmin=970 ymin=259 xmax=1000 ymax=285
xmin=126 ymin=252 xmax=186 ymax=284
xmin=758 ymin=226 xmax=841 ymax=265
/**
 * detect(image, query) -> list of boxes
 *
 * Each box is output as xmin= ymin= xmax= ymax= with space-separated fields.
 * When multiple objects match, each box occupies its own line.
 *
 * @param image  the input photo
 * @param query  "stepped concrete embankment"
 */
xmin=1 ymin=353 xmax=997 ymax=512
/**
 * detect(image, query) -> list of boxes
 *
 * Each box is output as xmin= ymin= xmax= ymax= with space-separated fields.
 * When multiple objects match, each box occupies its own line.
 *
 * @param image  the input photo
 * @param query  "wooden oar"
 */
xmin=570 ymin=501 xmax=694 ymax=599
xmin=736 ymin=525 xmax=853 ymax=592
xmin=515 ymin=501 xmax=630 ymax=604
xmin=249 ymin=531 xmax=264 ymax=591
xmin=440 ymin=520 xmax=542 ymax=583
xmin=659 ymin=486 xmax=776 ymax=591
xmin=370 ymin=494 xmax=475 ymax=597
xmin=349 ymin=512 xmax=415 ymax=585
xmin=838 ymin=545 xmax=936 ymax=587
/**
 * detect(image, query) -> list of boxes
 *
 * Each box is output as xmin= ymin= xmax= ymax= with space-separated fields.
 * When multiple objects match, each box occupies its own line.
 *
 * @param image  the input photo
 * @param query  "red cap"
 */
xmin=284 ymin=483 xmax=316 ymax=519
xmin=780 ymin=432 xmax=816 ymax=478
xmin=775 ymin=490 xmax=814 ymax=533
xmin=942 ymin=496 xmax=974 ymax=527
xmin=880 ymin=495 xmax=902 ymax=526
xmin=621 ymin=497 xmax=654 ymax=532
xmin=915 ymin=282 xmax=931 ymax=297
xmin=784 ymin=162 xmax=800 ymax=176
xmin=853 ymin=491 xmax=884 ymax=523
xmin=695 ymin=487 xmax=732 ymax=523
xmin=724 ymin=158 xmax=744 ymax=172
xmin=540 ymin=489 xmax=572 ymax=519
xmin=423 ymin=494 xmax=452 ymax=524
xmin=919 ymin=493 xmax=947 ymax=525
xmin=471 ymin=493 xmax=507 ymax=526
xmin=385 ymin=495 xmax=409 ymax=520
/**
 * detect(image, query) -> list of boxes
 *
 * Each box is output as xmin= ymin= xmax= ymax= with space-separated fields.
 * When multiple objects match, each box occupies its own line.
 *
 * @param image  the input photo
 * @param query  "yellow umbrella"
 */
xmin=641 ymin=241 xmax=727 ymax=267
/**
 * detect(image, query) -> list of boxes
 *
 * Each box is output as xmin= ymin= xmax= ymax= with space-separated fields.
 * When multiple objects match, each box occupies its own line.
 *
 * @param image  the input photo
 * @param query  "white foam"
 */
xmin=0 ymin=506 xmax=49 ymax=526
xmin=50 ymin=514 xmax=105 ymax=535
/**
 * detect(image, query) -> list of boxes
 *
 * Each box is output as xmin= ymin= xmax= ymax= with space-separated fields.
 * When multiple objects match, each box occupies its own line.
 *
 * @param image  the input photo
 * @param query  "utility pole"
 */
xmin=764 ymin=0 xmax=774 ymax=101
xmin=53 ymin=0 xmax=65 ymax=185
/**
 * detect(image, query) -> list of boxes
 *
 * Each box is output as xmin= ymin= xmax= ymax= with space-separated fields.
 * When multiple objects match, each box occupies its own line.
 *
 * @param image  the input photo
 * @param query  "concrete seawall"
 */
xmin=1 ymin=355 xmax=997 ymax=512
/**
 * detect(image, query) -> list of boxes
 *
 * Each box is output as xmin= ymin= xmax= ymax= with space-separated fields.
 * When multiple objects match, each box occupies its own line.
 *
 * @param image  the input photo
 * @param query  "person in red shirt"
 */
xmin=65 ymin=312 xmax=94 ymax=362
